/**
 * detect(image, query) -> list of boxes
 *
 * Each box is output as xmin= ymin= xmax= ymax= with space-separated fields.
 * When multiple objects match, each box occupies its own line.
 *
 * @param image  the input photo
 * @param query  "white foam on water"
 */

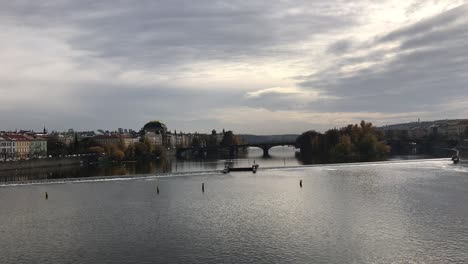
xmin=0 ymin=170 xmax=223 ymax=187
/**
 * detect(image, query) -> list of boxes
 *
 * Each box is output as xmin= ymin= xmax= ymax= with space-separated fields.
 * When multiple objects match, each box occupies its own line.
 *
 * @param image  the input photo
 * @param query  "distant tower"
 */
xmin=43 ymin=125 xmax=47 ymax=134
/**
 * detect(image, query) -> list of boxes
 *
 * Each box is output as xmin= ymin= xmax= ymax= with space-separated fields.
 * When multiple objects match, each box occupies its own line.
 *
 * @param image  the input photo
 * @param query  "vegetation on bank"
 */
xmin=89 ymin=139 xmax=166 ymax=162
xmin=47 ymin=136 xmax=165 ymax=162
xmin=296 ymin=121 xmax=390 ymax=164
xmin=46 ymin=120 xmax=244 ymax=161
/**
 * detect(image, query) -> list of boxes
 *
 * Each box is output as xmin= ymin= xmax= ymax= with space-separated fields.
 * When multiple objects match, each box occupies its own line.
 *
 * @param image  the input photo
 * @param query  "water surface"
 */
xmin=1 ymin=159 xmax=467 ymax=263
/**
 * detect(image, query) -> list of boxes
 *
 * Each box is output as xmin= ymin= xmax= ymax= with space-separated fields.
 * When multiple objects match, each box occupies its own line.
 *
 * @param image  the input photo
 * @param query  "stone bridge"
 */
xmin=233 ymin=142 xmax=296 ymax=157
xmin=176 ymin=141 xmax=297 ymax=158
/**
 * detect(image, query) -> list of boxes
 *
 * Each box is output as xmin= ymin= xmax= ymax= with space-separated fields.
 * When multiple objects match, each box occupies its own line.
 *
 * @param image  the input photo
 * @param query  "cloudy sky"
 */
xmin=1 ymin=0 xmax=467 ymax=134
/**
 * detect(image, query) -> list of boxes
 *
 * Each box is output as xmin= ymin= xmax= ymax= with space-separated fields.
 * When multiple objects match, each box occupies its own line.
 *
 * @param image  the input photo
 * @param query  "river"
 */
xmin=0 ymin=146 xmax=302 ymax=183
xmin=1 ymin=148 xmax=467 ymax=263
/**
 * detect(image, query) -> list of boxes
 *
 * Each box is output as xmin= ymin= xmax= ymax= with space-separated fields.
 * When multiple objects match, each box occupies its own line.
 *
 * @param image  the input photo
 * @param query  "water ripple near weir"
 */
xmin=0 ymin=158 xmax=465 ymax=187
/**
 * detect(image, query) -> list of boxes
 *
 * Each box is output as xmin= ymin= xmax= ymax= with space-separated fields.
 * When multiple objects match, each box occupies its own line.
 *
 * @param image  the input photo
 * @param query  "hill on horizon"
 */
xmin=379 ymin=119 xmax=468 ymax=130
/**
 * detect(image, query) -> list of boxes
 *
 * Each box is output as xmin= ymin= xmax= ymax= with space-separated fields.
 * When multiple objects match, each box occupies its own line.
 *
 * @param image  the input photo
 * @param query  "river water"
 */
xmin=0 ymin=146 xmax=301 ymax=183
xmin=1 ymin=148 xmax=468 ymax=263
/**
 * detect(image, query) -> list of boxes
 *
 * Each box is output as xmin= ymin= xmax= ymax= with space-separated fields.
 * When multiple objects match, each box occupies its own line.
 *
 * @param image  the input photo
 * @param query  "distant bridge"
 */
xmin=233 ymin=142 xmax=297 ymax=157
xmin=176 ymin=140 xmax=297 ymax=158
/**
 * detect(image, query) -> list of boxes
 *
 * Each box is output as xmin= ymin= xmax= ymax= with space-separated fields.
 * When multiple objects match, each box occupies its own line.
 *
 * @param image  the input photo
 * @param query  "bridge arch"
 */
xmin=238 ymin=143 xmax=296 ymax=157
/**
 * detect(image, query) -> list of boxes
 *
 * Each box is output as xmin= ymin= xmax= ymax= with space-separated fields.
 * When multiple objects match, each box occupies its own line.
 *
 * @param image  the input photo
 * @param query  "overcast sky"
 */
xmin=1 ymin=0 xmax=467 ymax=134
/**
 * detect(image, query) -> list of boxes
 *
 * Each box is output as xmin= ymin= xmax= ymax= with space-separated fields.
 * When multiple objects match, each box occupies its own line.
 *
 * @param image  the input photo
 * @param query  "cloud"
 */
xmin=300 ymin=3 xmax=468 ymax=117
xmin=245 ymin=87 xmax=304 ymax=98
xmin=1 ymin=1 xmax=468 ymax=133
xmin=0 ymin=1 xmax=354 ymax=68
xmin=378 ymin=4 xmax=468 ymax=44
xmin=327 ymin=39 xmax=353 ymax=54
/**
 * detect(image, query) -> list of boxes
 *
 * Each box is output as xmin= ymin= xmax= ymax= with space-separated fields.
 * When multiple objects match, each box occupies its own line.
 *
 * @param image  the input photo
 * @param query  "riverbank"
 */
xmin=0 ymin=157 xmax=90 ymax=172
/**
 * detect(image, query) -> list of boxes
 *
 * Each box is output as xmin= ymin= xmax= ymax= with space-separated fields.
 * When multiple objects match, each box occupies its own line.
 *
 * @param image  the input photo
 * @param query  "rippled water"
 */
xmin=1 ymin=159 xmax=468 ymax=263
xmin=0 ymin=146 xmax=301 ymax=183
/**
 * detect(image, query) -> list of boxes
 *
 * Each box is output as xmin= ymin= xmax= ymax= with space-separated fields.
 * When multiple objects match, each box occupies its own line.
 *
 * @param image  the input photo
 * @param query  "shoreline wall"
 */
xmin=0 ymin=157 xmax=90 ymax=172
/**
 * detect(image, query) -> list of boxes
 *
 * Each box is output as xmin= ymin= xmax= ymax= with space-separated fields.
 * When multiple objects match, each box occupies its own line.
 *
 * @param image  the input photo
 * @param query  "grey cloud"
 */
xmin=0 ymin=1 xmax=355 ymax=68
xmin=244 ymin=92 xmax=307 ymax=111
xmin=327 ymin=39 xmax=353 ymax=54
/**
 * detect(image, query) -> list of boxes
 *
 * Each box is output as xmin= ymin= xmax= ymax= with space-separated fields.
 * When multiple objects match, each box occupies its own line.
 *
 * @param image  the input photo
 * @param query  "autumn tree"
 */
xmin=134 ymin=142 xmax=149 ymax=157
xmin=125 ymin=144 xmax=136 ymax=160
xmin=88 ymin=146 xmax=105 ymax=155
xmin=297 ymin=120 xmax=390 ymax=164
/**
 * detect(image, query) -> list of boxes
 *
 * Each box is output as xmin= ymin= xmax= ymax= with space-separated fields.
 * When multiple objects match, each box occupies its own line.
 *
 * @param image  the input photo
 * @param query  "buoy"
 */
xmin=202 ymin=182 xmax=205 ymax=192
xmin=45 ymin=192 xmax=48 ymax=200
xmin=299 ymin=180 xmax=302 ymax=188
xmin=156 ymin=185 xmax=159 ymax=194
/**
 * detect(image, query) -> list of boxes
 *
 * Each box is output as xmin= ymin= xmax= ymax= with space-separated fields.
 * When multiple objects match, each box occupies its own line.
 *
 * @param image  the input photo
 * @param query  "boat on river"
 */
xmin=223 ymin=164 xmax=259 ymax=173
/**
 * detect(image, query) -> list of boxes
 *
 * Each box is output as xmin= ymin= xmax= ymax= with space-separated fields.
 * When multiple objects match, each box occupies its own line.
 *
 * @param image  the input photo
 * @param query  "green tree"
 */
xmin=46 ymin=137 xmax=68 ymax=156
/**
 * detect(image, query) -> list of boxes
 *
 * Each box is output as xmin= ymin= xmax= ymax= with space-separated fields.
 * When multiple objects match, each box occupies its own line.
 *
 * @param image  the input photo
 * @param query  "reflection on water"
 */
xmin=0 ymin=146 xmax=301 ymax=183
xmin=0 ymin=146 xmax=445 ymax=184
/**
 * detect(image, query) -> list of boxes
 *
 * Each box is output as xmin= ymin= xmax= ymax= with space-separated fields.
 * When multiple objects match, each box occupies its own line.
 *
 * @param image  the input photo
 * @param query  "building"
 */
xmin=145 ymin=132 xmax=163 ymax=146
xmin=446 ymin=121 xmax=468 ymax=140
xmin=212 ymin=129 xmax=225 ymax=145
xmin=4 ymin=134 xmax=31 ymax=160
xmin=142 ymin=121 xmax=167 ymax=134
xmin=409 ymin=127 xmax=427 ymax=139
xmin=165 ymin=133 xmax=176 ymax=149
xmin=181 ymin=134 xmax=189 ymax=147
xmin=174 ymin=131 xmax=190 ymax=148
xmin=92 ymin=135 xmax=138 ymax=148
xmin=57 ymin=134 xmax=75 ymax=146
xmin=24 ymin=135 xmax=47 ymax=158
xmin=0 ymin=136 xmax=16 ymax=161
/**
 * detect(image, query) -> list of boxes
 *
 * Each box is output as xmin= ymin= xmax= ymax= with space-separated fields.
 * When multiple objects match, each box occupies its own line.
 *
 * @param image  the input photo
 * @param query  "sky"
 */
xmin=1 ymin=0 xmax=467 ymax=134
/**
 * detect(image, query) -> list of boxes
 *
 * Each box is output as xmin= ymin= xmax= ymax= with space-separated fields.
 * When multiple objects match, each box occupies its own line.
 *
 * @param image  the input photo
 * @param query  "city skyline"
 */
xmin=1 ymin=1 xmax=468 ymax=134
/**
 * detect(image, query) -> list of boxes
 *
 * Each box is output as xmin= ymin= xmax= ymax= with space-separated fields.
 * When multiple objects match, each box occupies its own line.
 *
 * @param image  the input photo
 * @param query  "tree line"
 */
xmin=296 ymin=121 xmax=390 ymax=164
xmin=47 ymin=136 xmax=166 ymax=162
